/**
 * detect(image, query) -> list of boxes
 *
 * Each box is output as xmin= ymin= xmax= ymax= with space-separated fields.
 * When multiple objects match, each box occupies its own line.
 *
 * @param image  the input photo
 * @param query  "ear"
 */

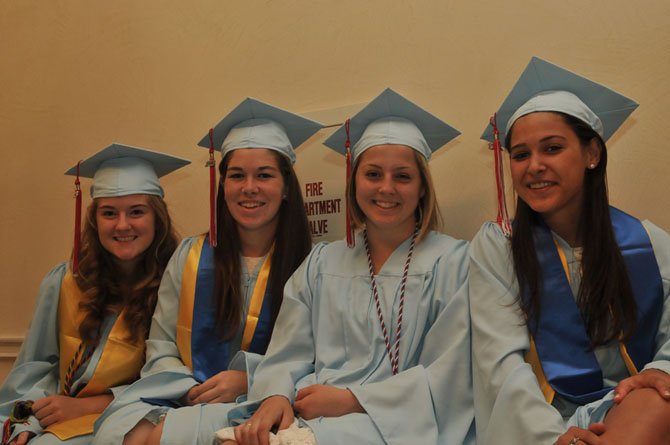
xmin=586 ymin=137 xmax=602 ymax=168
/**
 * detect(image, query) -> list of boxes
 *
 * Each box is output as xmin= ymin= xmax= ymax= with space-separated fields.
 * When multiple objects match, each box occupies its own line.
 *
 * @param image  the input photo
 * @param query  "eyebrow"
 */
xmin=361 ymin=163 xmax=413 ymax=170
xmin=227 ymin=165 xmax=279 ymax=171
xmin=97 ymin=203 xmax=149 ymax=210
xmin=510 ymin=134 xmax=567 ymax=151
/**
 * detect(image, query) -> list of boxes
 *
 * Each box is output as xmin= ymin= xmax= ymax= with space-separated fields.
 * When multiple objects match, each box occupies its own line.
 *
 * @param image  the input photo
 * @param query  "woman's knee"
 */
xmin=123 ymin=419 xmax=160 ymax=445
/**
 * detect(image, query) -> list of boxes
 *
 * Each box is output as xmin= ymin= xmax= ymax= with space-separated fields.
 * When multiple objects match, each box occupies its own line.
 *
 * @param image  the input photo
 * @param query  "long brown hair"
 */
xmin=74 ymin=195 xmax=180 ymax=345
xmin=508 ymin=112 xmax=637 ymax=346
xmin=345 ymin=147 xmax=442 ymax=242
xmin=212 ymin=150 xmax=312 ymax=348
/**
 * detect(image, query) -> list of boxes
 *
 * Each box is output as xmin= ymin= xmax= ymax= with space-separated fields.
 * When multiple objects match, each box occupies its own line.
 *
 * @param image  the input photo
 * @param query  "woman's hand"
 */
xmin=233 ymin=395 xmax=294 ymax=445
xmin=184 ymin=370 xmax=248 ymax=405
xmin=9 ymin=431 xmax=34 ymax=445
xmin=32 ymin=393 xmax=113 ymax=427
xmin=614 ymin=368 xmax=670 ymax=403
xmin=294 ymin=384 xmax=364 ymax=420
xmin=554 ymin=424 xmax=605 ymax=445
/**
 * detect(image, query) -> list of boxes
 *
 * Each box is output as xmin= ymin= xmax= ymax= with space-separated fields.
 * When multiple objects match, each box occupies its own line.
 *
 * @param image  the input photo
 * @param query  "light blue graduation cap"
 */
xmin=64 ymin=143 xmax=189 ymax=274
xmin=481 ymin=56 xmax=639 ymax=145
xmin=197 ymin=97 xmax=324 ymax=164
xmin=64 ymin=143 xmax=191 ymax=198
xmin=323 ymin=88 xmax=460 ymax=161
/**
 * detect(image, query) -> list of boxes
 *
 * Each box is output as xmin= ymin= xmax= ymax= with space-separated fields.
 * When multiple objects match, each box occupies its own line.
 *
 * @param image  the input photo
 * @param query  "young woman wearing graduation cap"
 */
xmin=92 ymin=99 xmax=320 ymax=445
xmin=216 ymin=88 xmax=475 ymax=445
xmin=0 ymin=144 xmax=188 ymax=445
xmin=471 ymin=57 xmax=670 ymax=444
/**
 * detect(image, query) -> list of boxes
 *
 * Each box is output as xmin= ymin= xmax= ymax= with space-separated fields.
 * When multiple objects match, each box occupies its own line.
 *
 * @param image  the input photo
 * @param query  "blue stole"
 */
xmin=190 ymin=240 xmax=274 ymax=382
xmin=528 ymin=207 xmax=663 ymax=404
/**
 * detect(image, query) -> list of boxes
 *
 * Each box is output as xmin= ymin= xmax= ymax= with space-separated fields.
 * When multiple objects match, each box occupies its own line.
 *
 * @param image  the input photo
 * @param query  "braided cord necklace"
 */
xmin=363 ymin=225 xmax=418 ymax=375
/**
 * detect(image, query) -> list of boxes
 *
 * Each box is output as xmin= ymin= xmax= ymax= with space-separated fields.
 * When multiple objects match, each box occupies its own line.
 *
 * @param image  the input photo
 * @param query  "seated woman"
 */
xmin=218 ymin=88 xmax=475 ymax=445
xmin=0 ymin=144 xmax=188 ymax=445
xmin=471 ymin=57 xmax=670 ymax=444
xmin=92 ymin=99 xmax=320 ymax=445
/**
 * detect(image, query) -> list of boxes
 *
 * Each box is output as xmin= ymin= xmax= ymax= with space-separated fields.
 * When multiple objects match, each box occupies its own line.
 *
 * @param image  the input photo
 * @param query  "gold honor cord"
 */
xmin=241 ymin=247 xmax=274 ymax=351
xmin=525 ymin=239 xmax=637 ymax=404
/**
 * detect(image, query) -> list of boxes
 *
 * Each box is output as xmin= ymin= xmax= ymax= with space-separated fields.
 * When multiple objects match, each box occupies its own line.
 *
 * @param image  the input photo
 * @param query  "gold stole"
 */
xmin=524 ymin=241 xmax=638 ymax=403
xmin=176 ymin=235 xmax=273 ymax=370
xmin=48 ymin=271 xmax=145 ymax=439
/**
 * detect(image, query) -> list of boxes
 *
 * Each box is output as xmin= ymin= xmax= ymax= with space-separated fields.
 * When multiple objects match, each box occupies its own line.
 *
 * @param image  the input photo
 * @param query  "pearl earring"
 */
xmin=589 ymin=163 xmax=596 ymax=169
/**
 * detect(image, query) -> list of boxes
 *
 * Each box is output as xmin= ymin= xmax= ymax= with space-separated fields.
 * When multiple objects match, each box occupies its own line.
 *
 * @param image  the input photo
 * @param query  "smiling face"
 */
xmin=508 ymin=112 xmax=601 ymax=234
xmin=354 ymin=144 xmax=424 ymax=239
xmin=96 ymin=194 xmax=156 ymax=274
xmin=223 ymin=148 xmax=286 ymax=242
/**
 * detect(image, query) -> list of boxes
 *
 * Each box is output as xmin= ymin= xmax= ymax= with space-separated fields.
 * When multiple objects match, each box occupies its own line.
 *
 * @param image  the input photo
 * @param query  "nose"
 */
xmin=527 ymin=153 xmax=546 ymax=176
xmin=116 ymin=213 xmax=131 ymax=231
xmin=378 ymin=174 xmax=395 ymax=194
xmin=242 ymin=177 xmax=259 ymax=194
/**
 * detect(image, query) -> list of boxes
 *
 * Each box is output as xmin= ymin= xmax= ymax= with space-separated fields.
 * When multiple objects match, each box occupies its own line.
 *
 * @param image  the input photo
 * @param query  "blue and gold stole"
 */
xmin=525 ymin=207 xmax=663 ymax=404
xmin=176 ymin=236 xmax=274 ymax=383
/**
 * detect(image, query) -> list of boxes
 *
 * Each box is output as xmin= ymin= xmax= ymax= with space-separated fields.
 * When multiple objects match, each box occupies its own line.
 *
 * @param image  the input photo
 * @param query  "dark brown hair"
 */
xmin=211 ymin=150 xmax=312 ymax=349
xmin=74 ymin=195 xmax=180 ymax=345
xmin=507 ymin=112 xmax=637 ymax=346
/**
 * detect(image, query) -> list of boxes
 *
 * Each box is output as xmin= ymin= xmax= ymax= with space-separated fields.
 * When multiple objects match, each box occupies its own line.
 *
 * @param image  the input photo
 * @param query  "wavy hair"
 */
xmin=73 ymin=195 xmax=180 ymax=345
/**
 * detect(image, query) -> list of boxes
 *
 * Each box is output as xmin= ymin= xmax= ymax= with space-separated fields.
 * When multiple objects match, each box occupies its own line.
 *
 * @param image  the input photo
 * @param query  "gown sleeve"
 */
xmin=470 ymin=222 xmax=565 ymax=445
xmin=0 ymin=263 xmax=66 ymax=439
xmin=101 ymin=237 xmax=200 ymax=410
xmin=243 ymin=244 xmax=322 ymax=404
xmin=641 ymin=221 xmax=670 ymax=374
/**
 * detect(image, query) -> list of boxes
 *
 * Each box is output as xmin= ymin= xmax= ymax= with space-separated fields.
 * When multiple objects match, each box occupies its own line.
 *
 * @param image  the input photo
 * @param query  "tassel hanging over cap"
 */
xmin=72 ymin=161 xmax=82 ymax=275
xmin=344 ymin=119 xmax=355 ymax=247
xmin=489 ymin=113 xmax=512 ymax=237
xmin=207 ymin=128 xmax=218 ymax=247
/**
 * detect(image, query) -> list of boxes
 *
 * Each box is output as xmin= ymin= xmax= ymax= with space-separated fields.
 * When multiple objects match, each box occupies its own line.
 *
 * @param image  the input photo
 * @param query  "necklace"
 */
xmin=363 ymin=225 xmax=418 ymax=375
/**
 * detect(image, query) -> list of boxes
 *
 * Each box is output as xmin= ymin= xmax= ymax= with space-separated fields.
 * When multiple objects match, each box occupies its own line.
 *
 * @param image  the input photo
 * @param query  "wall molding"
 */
xmin=0 ymin=336 xmax=24 ymax=360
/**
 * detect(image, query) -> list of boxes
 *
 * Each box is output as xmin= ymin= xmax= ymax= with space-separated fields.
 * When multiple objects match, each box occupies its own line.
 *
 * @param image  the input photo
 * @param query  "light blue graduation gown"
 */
xmin=227 ymin=231 xmax=475 ymax=445
xmin=0 ymin=263 xmax=126 ymax=445
xmin=470 ymin=220 xmax=670 ymax=445
xmin=93 ymin=236 xmax=265 ymax=445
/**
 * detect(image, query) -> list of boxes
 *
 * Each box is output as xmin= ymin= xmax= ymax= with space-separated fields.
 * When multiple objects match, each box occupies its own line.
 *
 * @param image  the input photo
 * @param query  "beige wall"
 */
xmin=2 ymin=0 xmax=669 ymax=380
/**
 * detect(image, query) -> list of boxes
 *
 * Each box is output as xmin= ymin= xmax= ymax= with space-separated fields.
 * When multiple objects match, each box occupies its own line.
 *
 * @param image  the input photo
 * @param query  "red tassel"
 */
xmin=208 ymin=128 xmax=218 ymax=247
xmin=2 ymin=417 xmax=12 ymax=445
xmin=72 ymin=161 xmax=82 ymax=275
xmin=344 ymin=119 xmax=355 ymax=247
xmin=490 ymin=114 xmax=512 ymax=237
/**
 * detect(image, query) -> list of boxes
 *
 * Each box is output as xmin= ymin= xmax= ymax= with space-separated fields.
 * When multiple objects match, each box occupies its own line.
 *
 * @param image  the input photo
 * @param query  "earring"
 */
xmin=589 ymin=163 xmax=596 ymax=169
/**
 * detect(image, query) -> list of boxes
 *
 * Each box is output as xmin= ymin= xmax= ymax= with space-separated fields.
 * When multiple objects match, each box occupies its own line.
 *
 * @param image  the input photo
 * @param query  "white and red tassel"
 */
xmin=344 ymin=119 xmax=355 ymax=247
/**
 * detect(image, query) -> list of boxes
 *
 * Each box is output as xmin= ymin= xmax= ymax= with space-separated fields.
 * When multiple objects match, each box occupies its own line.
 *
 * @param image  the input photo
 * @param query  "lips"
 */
xmin=239 ymin=201 xmax=265 ymax=209
xmin=527 ymin=181 xmax=555 ymax=190
xmin=373 ymin=200 xmax=399 ymax=209
xmin=114 ymin=235 xmax=137 ymax=242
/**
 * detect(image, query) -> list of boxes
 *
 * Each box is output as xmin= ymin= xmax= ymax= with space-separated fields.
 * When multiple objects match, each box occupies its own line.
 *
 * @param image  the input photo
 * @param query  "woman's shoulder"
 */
xmin=40 ymin=261 xmax=69 ymax=286
xmin=642 ymin=220 xmax=670 ymax=275
xmin=471 ymin=221 xmax=512 ymax=251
